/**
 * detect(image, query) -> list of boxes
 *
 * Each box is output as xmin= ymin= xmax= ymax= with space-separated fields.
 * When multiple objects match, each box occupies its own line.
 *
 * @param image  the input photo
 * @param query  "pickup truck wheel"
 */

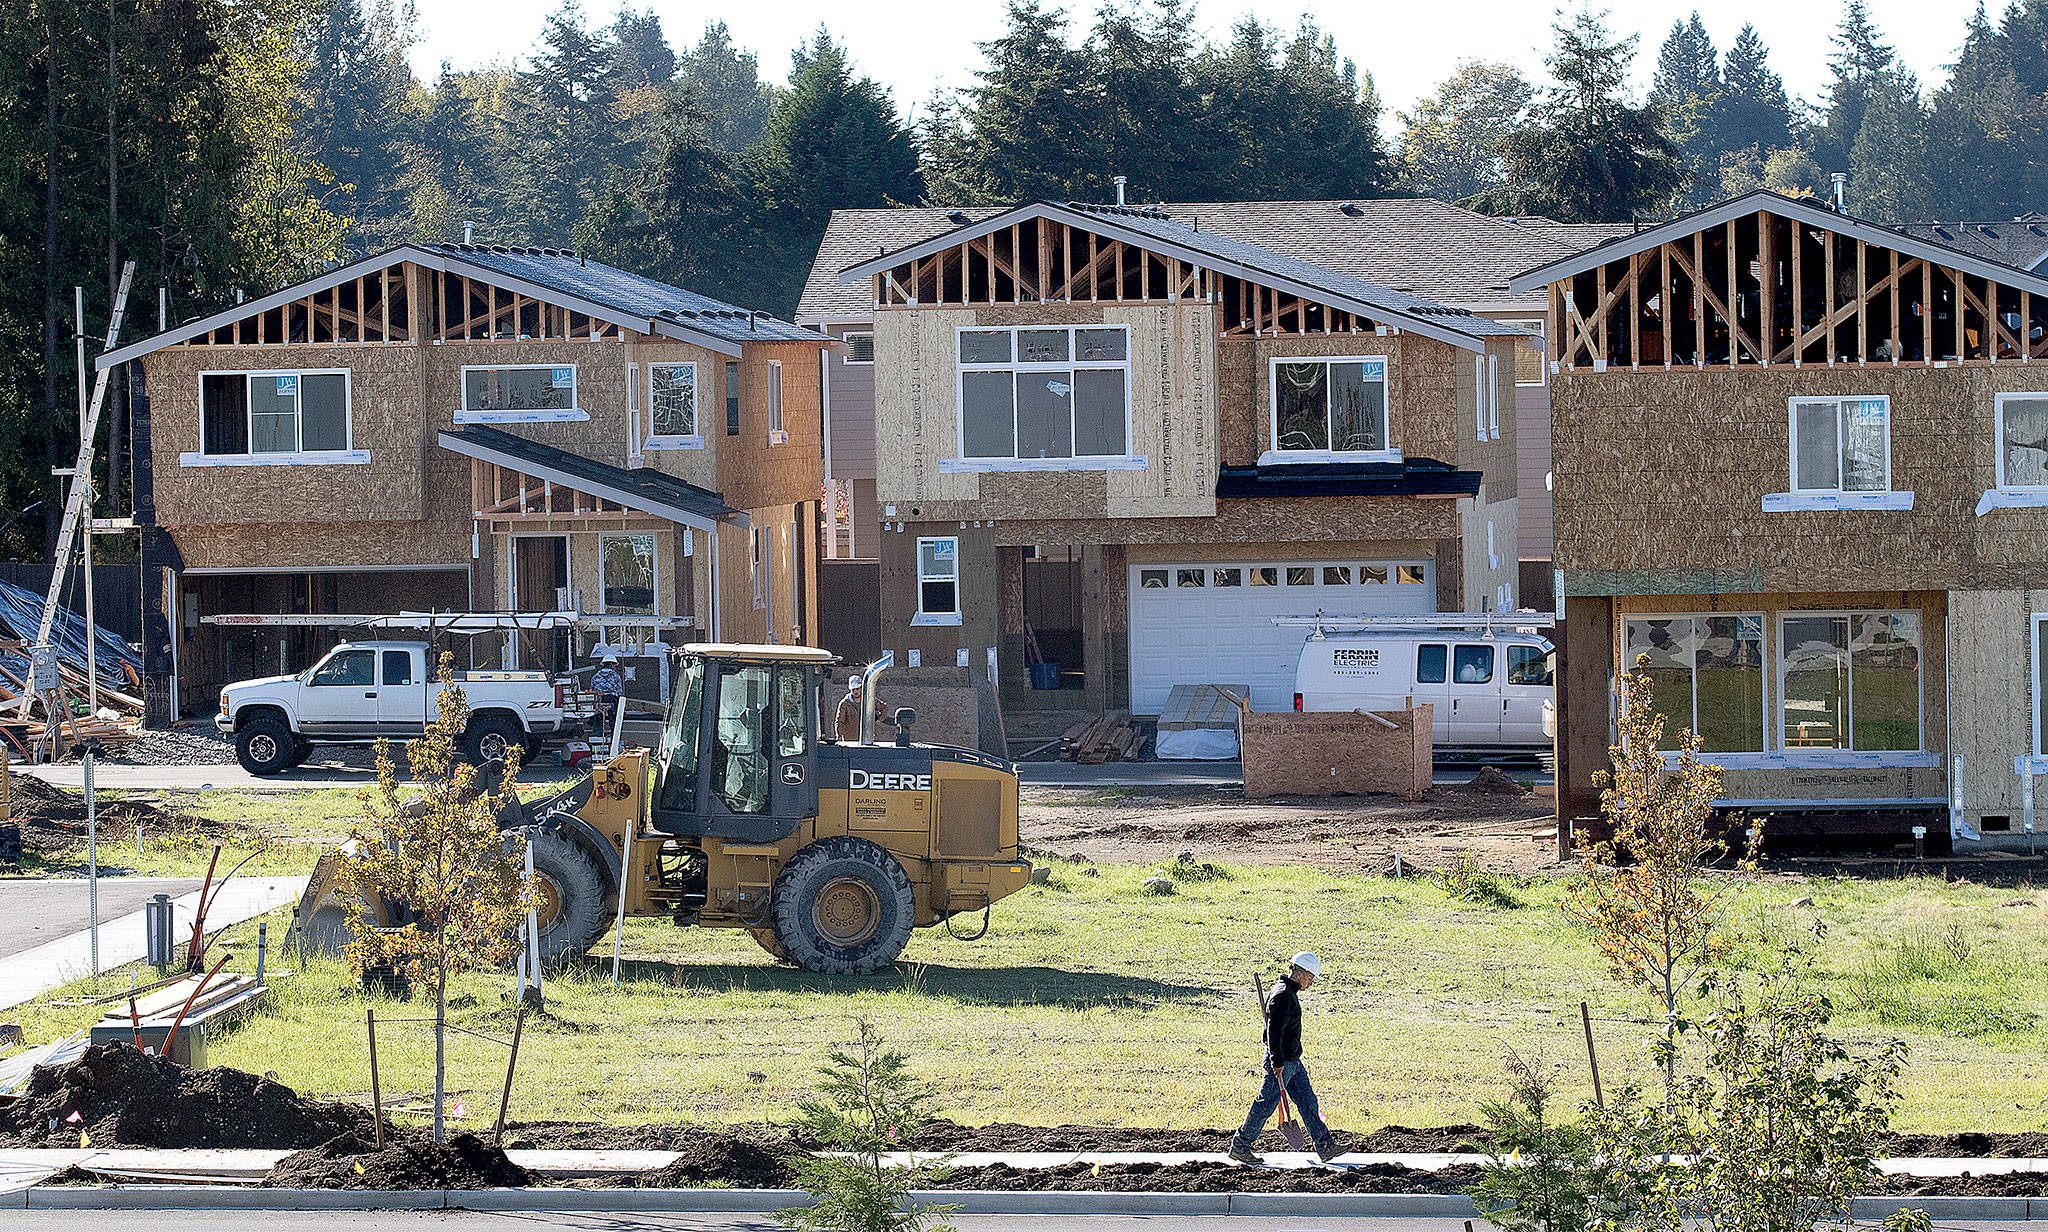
xmin=235 ymin=718 xmax=295 ymax=776
xmin=770 ymin=836 xmax=914 ymax=976
xmin=282 ymin=736 xmax=312 ymax=770
xmin=518 ymin=828 xmax=610 ymax=962
xmin=465 ymin=716 xmax=526 ymax=768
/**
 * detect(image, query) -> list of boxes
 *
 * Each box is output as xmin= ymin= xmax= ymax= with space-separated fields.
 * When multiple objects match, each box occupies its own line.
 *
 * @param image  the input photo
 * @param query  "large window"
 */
xmin=600 ymin=533 xmax=657 ymax=615
xmin=1789 ymin=396 xmax=1890 ymax=493
xmin=956 ymin=325 xmax=1130 ymax=463
xmin=646 ymin=362 xmax=698 ymax=444
xmin=1622 ymin=614 xmax=1767 ymax=752
xmin=1997 ymin=393 xmax=2048 ymax=490
xmin=1778 ymin=611 xmax=1921 ymax=752
xmin=1268 ymin=356 xmax=1390 ymax=460
xmin=915 ymin=536 xmax=959 ymax=622
xmin=459 ymin=364 xmax=581 ymax=422
xmin=199 ymin=370 xmax=352 ymax=458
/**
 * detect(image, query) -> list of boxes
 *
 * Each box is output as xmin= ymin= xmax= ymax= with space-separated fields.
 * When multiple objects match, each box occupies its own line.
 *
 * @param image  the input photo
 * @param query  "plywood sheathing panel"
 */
xmin=1241 ymin=706 xmax=1432 ymax=799
xmin=1552 ymin=366 xmax=2048 ymax=593
xmin=1945 ymin=587 xmax=2044 ymax=825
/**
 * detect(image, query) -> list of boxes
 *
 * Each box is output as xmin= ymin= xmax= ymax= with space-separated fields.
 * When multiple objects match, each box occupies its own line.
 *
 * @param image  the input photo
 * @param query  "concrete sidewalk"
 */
xmin=0 ymin=878 xmax=200 ymax=960
xmin=0 ymin=875 xmax=305 ymax=1012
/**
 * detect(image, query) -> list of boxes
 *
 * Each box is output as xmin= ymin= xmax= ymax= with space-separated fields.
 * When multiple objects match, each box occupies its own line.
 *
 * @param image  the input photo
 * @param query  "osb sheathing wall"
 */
xmin=873 ymin=302 xmax=1218 ymax=521
xmin=1241 ymin=706 xmax=1432 ymax=799
xmin=718 ymin=342 xmax=826 ymax=513
xmin=713 ymin=503 xmax=815 ymax=646
xmin=1553 ymin=366 xmax=2048 ymax=593
xmin=1948 ymin=587 xmax=2046 ymax=827
xmin=1611 ymin=590 xmax=1949 ymax=803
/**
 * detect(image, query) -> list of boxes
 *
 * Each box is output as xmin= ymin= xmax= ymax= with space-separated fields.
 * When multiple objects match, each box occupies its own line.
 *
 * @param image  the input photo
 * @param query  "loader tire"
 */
xmin=770 ymin=836 xmax=914 ymax=975
xmin=749 ymin=927 xmax=790 ymax=964
xmin=236 ymin=718 xmax=295 ymax=776
xmin=521 ymin=828 xmax=610 ymax=962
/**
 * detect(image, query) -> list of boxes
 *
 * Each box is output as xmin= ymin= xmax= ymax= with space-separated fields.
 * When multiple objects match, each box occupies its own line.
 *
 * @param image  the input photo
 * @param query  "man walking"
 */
xmin=1228 ymin=951 xmax=1340 ymax=1163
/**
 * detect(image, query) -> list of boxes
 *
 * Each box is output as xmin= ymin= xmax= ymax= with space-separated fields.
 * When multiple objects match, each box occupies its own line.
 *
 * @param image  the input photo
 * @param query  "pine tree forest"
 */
xmin=5 ymin=0 xmax=2047 ymax=559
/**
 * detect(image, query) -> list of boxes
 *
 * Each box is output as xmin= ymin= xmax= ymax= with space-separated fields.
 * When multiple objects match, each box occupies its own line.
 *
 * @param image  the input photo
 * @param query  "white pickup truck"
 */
xmin=216 ymin=640 xmax=595 ymax=775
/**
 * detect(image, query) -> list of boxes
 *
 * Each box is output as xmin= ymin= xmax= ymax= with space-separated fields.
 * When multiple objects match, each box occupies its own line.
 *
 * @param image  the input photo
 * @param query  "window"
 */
xmin=751 ymin=526 xmax=765 ymax=608
xmin=2035 ymin=613 xmax=2047 ymax=757
xmin=459 ymin=364 xmax=581 ymax=422
xmin=1507 ymin=644 xmax=1554 ymax=686
xmin=768 ymin=359 xmax=785 ymax=442
xmin=1249 ymin=567 xmax=1277 ymax=586
xmin=1140 ymin=569 xmax=1168 ymax=588
xmin=1269 ymin=356 xmax=1390 ymax=460
xmin=1176 ymin=568 xmax=1205 ymax=588
xmin=725 ymin=361 xmax=740 ymax=436
xmin=916 ymin=537 xmax=959 ymax=619
xmin=196 ymin=370 xmax=354 ymax=460
xmin=1322 ymin=566 xmax=1351 ymax=585
xmin=308 ymin=649 xmax=374 ymax=688
xmin=1779 ymin=611 xmax=1921 ymax=752
xmin=600 ymin=533 xmax=657 ymax=615
xmin=1453 ymin=645 xmax=1494 ymax=684
xmin=777 ymin=665 xmax=810 ymax=758
xmin=1360 ymin=565 xmax=1388 ymax=585
xmin=1396 ymin=565 xmax=1427 ymax=585
xmin=1416 ymin=644 xmax=1448 ymax=684
xmin=1213 ymin=568 xmax=1242 ymax=587
xmin=1789 ymin=396 xmax=1890 ymax=493
xmin=956 ymin=325 xmax=1131 ymax=464
xmin=1997 ymin=394 xmax=2048 ymax=490
xmin=1485 ymin=354 xmax=1500 ymax=438
xmin=712 ymin=663 xmax=771 ymax=814
xmin=843 ymin=331 xmax=875 ymax=364
xmin=646 ymin=363 xmax=699 ymax=444
xmin=1623 ymin=614 xmax=1766 ymax=752
xmin=381 ymin=650 xmax=413 ymax=687
xmin=1285 ymin=566 xmax=1314 ymax=586
xmin=1507 ymin=319 xmax=1546 ymax=385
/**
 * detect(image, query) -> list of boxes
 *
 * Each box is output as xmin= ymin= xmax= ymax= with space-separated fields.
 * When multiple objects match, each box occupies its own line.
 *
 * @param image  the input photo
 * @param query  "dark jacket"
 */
xmin=1264 ymin=975 xmax=1304 ymax=1068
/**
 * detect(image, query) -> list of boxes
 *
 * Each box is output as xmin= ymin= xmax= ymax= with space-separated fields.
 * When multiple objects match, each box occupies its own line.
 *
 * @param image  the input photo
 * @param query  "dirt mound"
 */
xmin=907 ymin=1119 xmax=1486 ymax=1154
xmin=265 ymin=1128 xmax=533 ymax=1190
xmin=0 ymin=1043 xmax=372 ymax=1148
xmin=1875 ymin=1169 xmax=2048 ymax=1197
xmin=1 ymin=778 xmax=225 ymax=864
xmin=632 ymin=1133 xmax=798 ymax=1189
xmin=1457 ymin=767 xmax=1530 ymax=796
xmin=1882 ymin=1130 xmax=2048 ymax=1158
xmin=935 ymin=1160 xmax=1488 ymax=1193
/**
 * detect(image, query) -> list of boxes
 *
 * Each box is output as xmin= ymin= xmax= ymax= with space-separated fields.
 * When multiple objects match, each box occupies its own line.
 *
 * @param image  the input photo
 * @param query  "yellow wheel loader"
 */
xmin=295 ymin=645 xmax=1033 ymax=975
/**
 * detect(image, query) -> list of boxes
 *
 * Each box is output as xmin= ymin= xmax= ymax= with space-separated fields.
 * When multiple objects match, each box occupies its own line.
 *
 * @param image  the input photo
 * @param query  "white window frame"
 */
xmin=947 ymin=324 xmax=1144 ymax=473
xmin=457 ymin=362 xmax=587 ymax=423
xmin=1620 ymin=611 xmax=1769 ymax=755
xmin=597 ymin=532 xmax=659 ymax=616
xmin=1787 ymin=395 xmax=1891 ymax=494
xmin=1263 ymin=354 xmax=1397 ymax=465
xmin=751 ymin=526 xmax=766 ymax=610
xmin=842 ymin=331 xmax=875 ymax=365
xmin=767 ymin=359 xmax=787 ymax=445
xmin=644 ymin=361 xmax=703 ymax=449
xmin=184 ymin=368 xmax=367 ymax=467
xmin=1775 ymin=608 xmax=1926 ymax=756
xmin=912 ymin=535 xmax=962 ymax=625
xmin=2033 ymin=611 xmax=2047 ymax=759
xmin=1994 ymin=391 xmax=2048 ymax=492
xmin=1505 ymin=318 xmax=1547 ymax=386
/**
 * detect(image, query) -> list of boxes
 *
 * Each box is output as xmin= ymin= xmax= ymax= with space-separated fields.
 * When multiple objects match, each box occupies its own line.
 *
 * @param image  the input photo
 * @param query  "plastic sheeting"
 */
xmin=0 ymin=576 xmax=140 ymax=690
xmin=1155 ymin=726 xmax=1241 ymax=761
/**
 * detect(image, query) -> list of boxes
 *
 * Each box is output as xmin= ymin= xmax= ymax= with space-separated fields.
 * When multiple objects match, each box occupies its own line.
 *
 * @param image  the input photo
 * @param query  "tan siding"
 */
xmin=825 ymin=324 xmax=877 ymax=481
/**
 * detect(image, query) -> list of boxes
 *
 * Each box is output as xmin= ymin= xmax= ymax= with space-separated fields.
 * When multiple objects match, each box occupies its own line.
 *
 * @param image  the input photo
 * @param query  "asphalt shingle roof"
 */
xmin=1892 ymin=220 xmax=2048 ymax=274
xmin=428 ymin=244 xmax=825 ymax=345
xmin=796 ymin=198 xmax=1628 ymax=322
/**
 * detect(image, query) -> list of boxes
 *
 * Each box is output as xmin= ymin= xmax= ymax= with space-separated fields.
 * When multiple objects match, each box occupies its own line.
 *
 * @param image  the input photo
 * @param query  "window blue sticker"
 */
xmin=1363 ymin=360 xmax=1385 ymax=378
xmin=552 ymin=367 xmax=574 ymax=389
xmin=930 ymin=539 xmax=956 ymax=560
xmin=275 ymin=375 xmax=298 ymax=394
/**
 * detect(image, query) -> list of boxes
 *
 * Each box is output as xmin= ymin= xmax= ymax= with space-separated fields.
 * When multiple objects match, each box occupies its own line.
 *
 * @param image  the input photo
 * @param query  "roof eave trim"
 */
xmin=834 ymin=201 xmax=1490 ymax=354
xmin=435 ymin=430 xmax=733 ymax=534
xmin=1507 ymin=191 xmax=2048 ymax=297
xmin=647 ymin=320 xmax=744 ymax=356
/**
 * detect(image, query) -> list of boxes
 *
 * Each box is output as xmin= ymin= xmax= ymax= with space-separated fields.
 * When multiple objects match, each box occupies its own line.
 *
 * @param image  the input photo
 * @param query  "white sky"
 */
xmin=407 ymin=0 xmax=1981 ymax=121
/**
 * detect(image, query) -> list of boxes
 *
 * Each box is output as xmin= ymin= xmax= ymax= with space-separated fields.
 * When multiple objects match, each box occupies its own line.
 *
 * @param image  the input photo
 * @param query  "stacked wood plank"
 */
xmin=1058 ymin=711 xmax=1146 ymax=763
xmin=0 ymin=637 xmax=145 ymax=759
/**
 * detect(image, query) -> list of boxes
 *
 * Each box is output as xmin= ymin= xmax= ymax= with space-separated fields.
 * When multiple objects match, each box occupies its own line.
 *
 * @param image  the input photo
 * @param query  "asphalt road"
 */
xmin=0 ymin=877 xmax=198 ymax=959
xmin=2 ymin=1215 xmax=2041 ymax=1232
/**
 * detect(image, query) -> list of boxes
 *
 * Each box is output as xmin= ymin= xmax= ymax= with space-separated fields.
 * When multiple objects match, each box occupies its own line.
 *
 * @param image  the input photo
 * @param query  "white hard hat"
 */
xmin=1290 ymin=951 xmax=1322 ymax=977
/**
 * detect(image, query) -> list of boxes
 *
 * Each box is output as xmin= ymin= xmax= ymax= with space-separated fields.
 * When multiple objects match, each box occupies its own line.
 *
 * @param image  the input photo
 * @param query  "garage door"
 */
xmin=1126 ymin=559 xmax=1435 ymax=714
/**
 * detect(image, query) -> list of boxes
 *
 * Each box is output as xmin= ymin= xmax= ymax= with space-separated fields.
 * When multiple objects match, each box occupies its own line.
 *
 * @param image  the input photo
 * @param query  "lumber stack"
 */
xmin=1059 ymin=711 xmax=1146 ymax=763
xmin=0 ymin=634 xmax=146 ymax=761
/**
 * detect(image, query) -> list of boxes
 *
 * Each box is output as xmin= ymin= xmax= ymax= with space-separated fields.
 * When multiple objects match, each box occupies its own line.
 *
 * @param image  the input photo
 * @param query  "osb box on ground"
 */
xmin=1240 ymin=705 xmax=1432 ymax=799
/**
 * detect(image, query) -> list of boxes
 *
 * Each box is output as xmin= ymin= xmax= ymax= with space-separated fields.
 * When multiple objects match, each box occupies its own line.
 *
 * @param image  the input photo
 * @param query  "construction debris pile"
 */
xmin=0 ymin=577 xmax=146 ymax=759
xmin=264 ymin=1128 xmax=534 ymax=1190
xmin=1058 ymin=712 xmax=1147 ymax=763
xmin=0 ymin=1043 xmax=371 ymax=1148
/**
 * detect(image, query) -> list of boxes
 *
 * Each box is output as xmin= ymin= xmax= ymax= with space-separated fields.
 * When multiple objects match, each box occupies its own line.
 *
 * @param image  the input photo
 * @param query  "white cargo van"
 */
xmin=1291 ymin=628 xmax=1555 ymax=749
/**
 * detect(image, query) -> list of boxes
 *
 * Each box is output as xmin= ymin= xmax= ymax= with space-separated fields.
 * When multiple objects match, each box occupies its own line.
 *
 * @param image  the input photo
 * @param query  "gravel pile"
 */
xmin=99 ymin=727 xmax=237 ymax=767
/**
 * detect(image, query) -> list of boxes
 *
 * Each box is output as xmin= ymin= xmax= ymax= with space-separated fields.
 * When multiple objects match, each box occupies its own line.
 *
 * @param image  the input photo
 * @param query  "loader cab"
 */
xmin=652 ymin=643 xmax=833 ymax=842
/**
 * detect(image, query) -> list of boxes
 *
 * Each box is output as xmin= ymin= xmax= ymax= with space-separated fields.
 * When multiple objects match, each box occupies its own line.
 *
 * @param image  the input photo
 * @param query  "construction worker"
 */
xmin=1228 ymin=951 xmax=1340 ymax=1164
xmin=834 ymin=675 xmax=887 ymax=743
xmin=591 ymin=651 xmax=624 ymax=730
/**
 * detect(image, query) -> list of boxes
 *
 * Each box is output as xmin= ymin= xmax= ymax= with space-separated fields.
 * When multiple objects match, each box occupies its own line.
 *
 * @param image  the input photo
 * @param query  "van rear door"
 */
xmin=1500 ymin=643 xmax=1555 ymax=746
xmin=1447 ymin=643 xmax=1502 ymax=743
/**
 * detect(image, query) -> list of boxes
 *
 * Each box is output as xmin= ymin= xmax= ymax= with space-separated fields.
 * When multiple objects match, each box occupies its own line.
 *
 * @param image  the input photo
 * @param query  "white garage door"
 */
xmin=1127 ymin=559 xmax=1435 ymax=714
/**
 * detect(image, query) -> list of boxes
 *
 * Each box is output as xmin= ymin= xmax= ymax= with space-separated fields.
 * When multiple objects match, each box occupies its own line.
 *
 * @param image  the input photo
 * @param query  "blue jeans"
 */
xmin=1233 ymin=1059 xmax=1333 ymax=1151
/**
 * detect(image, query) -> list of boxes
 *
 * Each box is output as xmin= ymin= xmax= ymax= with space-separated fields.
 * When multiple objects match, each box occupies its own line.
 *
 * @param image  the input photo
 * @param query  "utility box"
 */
xmin=144 ymin=893 xmax=175 ymax=967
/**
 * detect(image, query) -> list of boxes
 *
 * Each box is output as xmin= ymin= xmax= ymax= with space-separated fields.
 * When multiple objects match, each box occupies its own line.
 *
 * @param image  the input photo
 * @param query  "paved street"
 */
xmin=2 ymin=1214 xmax=2042 ymax=1232
xmin=0 ymin=877 xmax=198 ymax=960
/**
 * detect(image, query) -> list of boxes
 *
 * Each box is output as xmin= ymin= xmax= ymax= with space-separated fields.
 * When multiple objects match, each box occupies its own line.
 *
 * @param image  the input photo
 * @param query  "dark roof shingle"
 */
xmin=438 ymin=424 xmax=738 ymax=527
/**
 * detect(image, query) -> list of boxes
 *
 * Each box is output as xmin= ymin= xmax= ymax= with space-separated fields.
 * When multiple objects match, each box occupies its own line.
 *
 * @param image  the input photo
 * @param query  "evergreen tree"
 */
xmin=919 ymin=0 xmax=1094 ymax=203
xmin=509 ymin=0 xmax=623 ymax=245
xmin=1814 ymin=0 xmax=1896 ymax=173
xmin=1398 ymin=61 xmax=1533 ymax=203
xmin=1086 ymin=0 xmax=1204 ymax=202
xmin=1849 ymin=66 xmax=1934 ymax=221
xmin=676 ymin=21 xmax=774 ymax=154
xmin=1717 ymin=24 xmax=1795 ymax=157
xmin=606 ymin=6 xmax=675 ymax=91
xmin=296 ymin=0 xmax=420 ymax=252
xmin=1650 ymin=13 xmax=1725 ymax=206
xmin=1477 ymin=8 xmax=1685 ymax=222
xmin=1190 ymin=16 xmax=1392 ymax=200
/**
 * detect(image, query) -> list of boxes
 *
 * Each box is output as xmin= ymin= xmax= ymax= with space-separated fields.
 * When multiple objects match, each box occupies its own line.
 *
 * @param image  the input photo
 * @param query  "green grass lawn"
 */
xmin=12 ymin=846 xmax=2048 ymax=1136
